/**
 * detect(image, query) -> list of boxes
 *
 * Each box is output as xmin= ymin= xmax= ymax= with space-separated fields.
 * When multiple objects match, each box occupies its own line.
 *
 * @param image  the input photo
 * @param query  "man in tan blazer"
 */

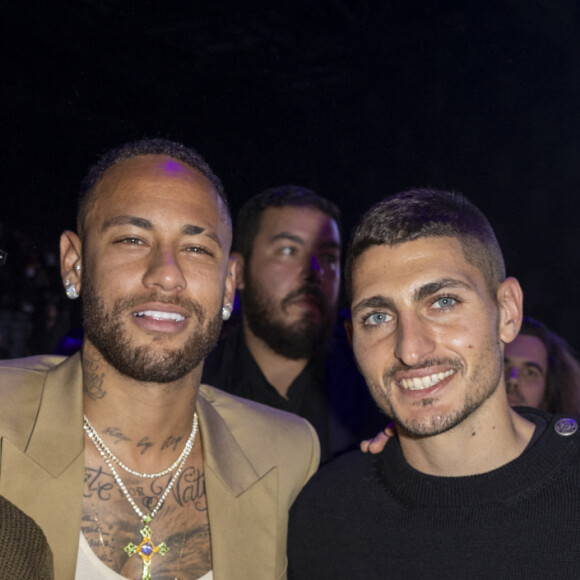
xmin=0 ymin=139 xmax=319 ymax=580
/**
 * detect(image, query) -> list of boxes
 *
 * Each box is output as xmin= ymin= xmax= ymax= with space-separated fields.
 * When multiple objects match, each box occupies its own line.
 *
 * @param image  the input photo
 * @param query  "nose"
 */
xmin=311 ymin=255 xmax=322 ymax=272
xmin=304 ymin=254 xmax=323 ymax=281
xmin=394 ymin=313 xmax=436 ymax=367
xmin=143 ymin=247 xmax=186 ymax=292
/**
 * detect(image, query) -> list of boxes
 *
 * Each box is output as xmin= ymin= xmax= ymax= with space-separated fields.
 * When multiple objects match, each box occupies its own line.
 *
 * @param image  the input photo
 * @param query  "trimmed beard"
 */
xmin=240 ymin=270 xmax=336 ymax=360
xmin=368 ymin=347 xmax=503 ymax=438
xmin=82 ymin=274 xmax=222 ymax=384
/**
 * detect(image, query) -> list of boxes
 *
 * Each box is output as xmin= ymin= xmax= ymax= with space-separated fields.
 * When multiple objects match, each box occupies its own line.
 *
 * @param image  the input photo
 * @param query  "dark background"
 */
xmin=2 ymin=1 xmax=580 ymax=350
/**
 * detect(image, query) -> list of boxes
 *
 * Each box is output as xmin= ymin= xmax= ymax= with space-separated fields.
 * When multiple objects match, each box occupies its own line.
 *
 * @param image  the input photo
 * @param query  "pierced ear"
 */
xmin=223 ymin=255 xmax=237 ymax=307
xmin=497 ymin=277 xmax=523 ymax=344
xmin=231 ymin=252 xmax=245 ymax=291
xmin=60 ymin=230 xmax=83 ymax=291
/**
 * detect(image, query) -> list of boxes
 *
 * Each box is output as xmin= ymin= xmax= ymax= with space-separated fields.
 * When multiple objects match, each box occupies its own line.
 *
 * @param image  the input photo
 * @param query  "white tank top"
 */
xmin=75 ymin=532 xmax=213 ymax=579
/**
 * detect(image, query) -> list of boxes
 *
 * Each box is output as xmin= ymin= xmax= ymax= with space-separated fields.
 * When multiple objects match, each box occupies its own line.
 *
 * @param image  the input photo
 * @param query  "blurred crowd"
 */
xmin=0 ymin=222 xmax=79 ymax=359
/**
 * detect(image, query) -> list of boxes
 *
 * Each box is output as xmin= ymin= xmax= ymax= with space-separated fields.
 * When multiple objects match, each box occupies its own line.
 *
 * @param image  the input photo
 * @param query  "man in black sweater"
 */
xmin=288 ymin=188 xmax=580 ymax=578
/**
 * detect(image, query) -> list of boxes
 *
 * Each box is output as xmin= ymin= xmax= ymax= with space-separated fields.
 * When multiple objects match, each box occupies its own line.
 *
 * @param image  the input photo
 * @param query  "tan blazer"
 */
xmin=0 ymin=354 xmax=320 ymax=579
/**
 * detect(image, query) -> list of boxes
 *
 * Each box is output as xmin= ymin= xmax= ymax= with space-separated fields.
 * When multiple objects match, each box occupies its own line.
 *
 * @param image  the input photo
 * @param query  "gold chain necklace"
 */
xmin=84 ymin=413 xmax=198 ymax=580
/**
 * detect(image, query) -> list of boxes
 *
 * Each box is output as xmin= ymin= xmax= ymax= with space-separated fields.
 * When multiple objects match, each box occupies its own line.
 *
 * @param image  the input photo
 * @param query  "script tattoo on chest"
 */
xmin=81 ymin=512 xmax=114 ymax=565
xmin=82 ymin=465 xmax=211 ymax=575
xmin=84 ymin=466 xmax=116 ymax=501
xmin=83 ymin=466 xmax=207 ymax=511
xmin=172 ymin=466 xmax=207 ymax=510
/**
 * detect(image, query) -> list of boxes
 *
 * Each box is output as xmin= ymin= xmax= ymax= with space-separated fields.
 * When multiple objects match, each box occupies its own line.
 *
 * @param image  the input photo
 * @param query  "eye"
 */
xmin=363 ymin=312 xmax=391 ymax=327
xmin=279 ymin=246 xmax=297 ymax=256
xmin=184 ymin=245 xmax=212 ymax=256
xmin=117 ymin=237 xmax=144 ymax=246
xmin=321 ymin=253 xmax=339 ymax=267
xmin=523 ymin=366 xmax=541 ymax=379
xmin=432 ymin=296 xmax=458 ymax=310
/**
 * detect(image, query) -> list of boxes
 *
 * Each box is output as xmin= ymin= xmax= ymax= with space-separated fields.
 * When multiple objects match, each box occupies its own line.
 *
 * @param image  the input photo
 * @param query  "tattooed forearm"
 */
xmin=103 ymin=427 xmax=131 ymax=443
xmin=82 ymin=354 xmax=107 ymax=400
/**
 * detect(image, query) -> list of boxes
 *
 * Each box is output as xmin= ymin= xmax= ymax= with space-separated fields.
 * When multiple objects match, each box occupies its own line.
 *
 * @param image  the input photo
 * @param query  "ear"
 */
xmin=230 ymin=252 xmax=245 ymax=291
xmin=344 ymin=317 xmax=353 ymax=347
xmin=60 ymin=230 xmax=83 ymax=292
xmin=222 ymin=255 xmax=237 ymax=309
xmin=497 ymin=277 xmax=523 ymax=344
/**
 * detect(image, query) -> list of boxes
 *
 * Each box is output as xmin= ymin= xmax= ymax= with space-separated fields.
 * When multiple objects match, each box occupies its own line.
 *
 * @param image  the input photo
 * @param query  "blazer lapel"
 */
xmin=198 ymin=389 xmax=281 ymax=579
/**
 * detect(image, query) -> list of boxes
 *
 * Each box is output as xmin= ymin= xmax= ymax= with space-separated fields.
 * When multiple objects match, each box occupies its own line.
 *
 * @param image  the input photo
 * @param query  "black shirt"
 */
xmin=202 ymin=321 xmax=386 ymax=463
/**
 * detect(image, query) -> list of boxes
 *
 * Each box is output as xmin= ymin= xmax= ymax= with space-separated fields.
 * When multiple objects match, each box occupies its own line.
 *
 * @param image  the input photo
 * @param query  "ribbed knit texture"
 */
xmin=288 ymin=409 xmax=580 ymax=579
xmin=0 ymin=496 xmax=54 ymax=579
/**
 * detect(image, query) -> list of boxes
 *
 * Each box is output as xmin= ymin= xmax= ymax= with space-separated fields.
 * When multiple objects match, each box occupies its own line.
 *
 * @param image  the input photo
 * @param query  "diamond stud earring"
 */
xmin=65 ymin=279 xmax=79 ymax=300
xmin=222 ymin=304 xmax=232 ymax=320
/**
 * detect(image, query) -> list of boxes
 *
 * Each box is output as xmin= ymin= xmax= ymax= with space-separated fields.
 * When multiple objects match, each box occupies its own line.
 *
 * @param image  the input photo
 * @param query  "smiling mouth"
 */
xmin=132 ymin=310 xmax=186 ymax=322
xmin=399 ymin=369 xmax=456 ymax=391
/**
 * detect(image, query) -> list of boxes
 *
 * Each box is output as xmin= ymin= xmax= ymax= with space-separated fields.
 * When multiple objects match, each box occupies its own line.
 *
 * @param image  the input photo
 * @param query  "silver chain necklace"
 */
xmin=83 ymin=412 xmax=199 ymax=580
xmin=83 ymin=413 xmax=198 ymax=479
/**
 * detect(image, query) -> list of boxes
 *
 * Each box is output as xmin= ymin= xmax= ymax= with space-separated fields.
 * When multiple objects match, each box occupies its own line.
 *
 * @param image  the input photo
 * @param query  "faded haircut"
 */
xmin=345 ymin=188 xmax=506 ymax=301
xmin=76 ymin=138 xmax=228 ymax=237
xmin=232 ymin=185 xmax=341 ymax=259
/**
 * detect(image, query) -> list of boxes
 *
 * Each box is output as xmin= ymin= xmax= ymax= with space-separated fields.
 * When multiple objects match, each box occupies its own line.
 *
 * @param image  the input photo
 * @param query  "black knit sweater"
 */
xmin=288 ymin=408 xmax=580 ymax=579
xmin=0 ymin=495 xmax=54 ymax=579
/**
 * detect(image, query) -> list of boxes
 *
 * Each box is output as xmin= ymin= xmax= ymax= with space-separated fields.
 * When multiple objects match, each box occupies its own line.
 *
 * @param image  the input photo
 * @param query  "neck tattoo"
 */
xmin=84 ymin=413 xmax=199 ymax=580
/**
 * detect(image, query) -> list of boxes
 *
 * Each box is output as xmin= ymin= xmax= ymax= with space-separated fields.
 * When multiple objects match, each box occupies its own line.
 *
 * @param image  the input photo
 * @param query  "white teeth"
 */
xmin=400 ymin=369 xmax=455 ymax=391
xmin=133 ymin=310 xmax=185 ymax=322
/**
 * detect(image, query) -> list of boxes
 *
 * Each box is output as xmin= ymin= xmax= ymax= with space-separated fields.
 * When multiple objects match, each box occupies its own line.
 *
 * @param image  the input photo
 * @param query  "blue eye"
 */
xmin=364 ymin=312 xmax=390 ymax=326
xmin=433 ymin=296 xmax=457 ymax=309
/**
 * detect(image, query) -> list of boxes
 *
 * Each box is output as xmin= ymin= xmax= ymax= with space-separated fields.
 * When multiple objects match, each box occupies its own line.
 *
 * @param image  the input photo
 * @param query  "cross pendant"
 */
xmin=124 ymin=516 xmax=169 ymax=580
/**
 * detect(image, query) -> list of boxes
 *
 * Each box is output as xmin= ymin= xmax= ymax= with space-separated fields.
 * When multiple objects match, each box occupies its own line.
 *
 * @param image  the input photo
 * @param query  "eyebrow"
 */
xmin=351 ymin=295 xmax=396 ymax=318
xmin=102 ymin=215 xmax=154 ymax=232
xmin=504 ymin=358 xmax=546 ymax=376
xmin=270 ymin=232 xmax=340 ymax=250
xmin=271 ymin=232 xmax=305 ymax=245
xmin=319 ymin=240 xmax=341 ymax=250
xmin=414 ymin=278 xmax=472 ymax=302
xmin=102 ymin=215 xmax=221 ymax=246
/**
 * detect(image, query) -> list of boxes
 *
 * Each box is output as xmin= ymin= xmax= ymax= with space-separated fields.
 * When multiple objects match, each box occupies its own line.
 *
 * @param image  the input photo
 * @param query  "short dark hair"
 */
xmin=232 ymin=185 xmax=341 ymax=258
xmin=77 ymin=138 xmax=227 ymax=237
xmin=345 ymin=188 xmax=506 ymax=301
xmin=518 ymin=317 xmax=580 ymax=415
